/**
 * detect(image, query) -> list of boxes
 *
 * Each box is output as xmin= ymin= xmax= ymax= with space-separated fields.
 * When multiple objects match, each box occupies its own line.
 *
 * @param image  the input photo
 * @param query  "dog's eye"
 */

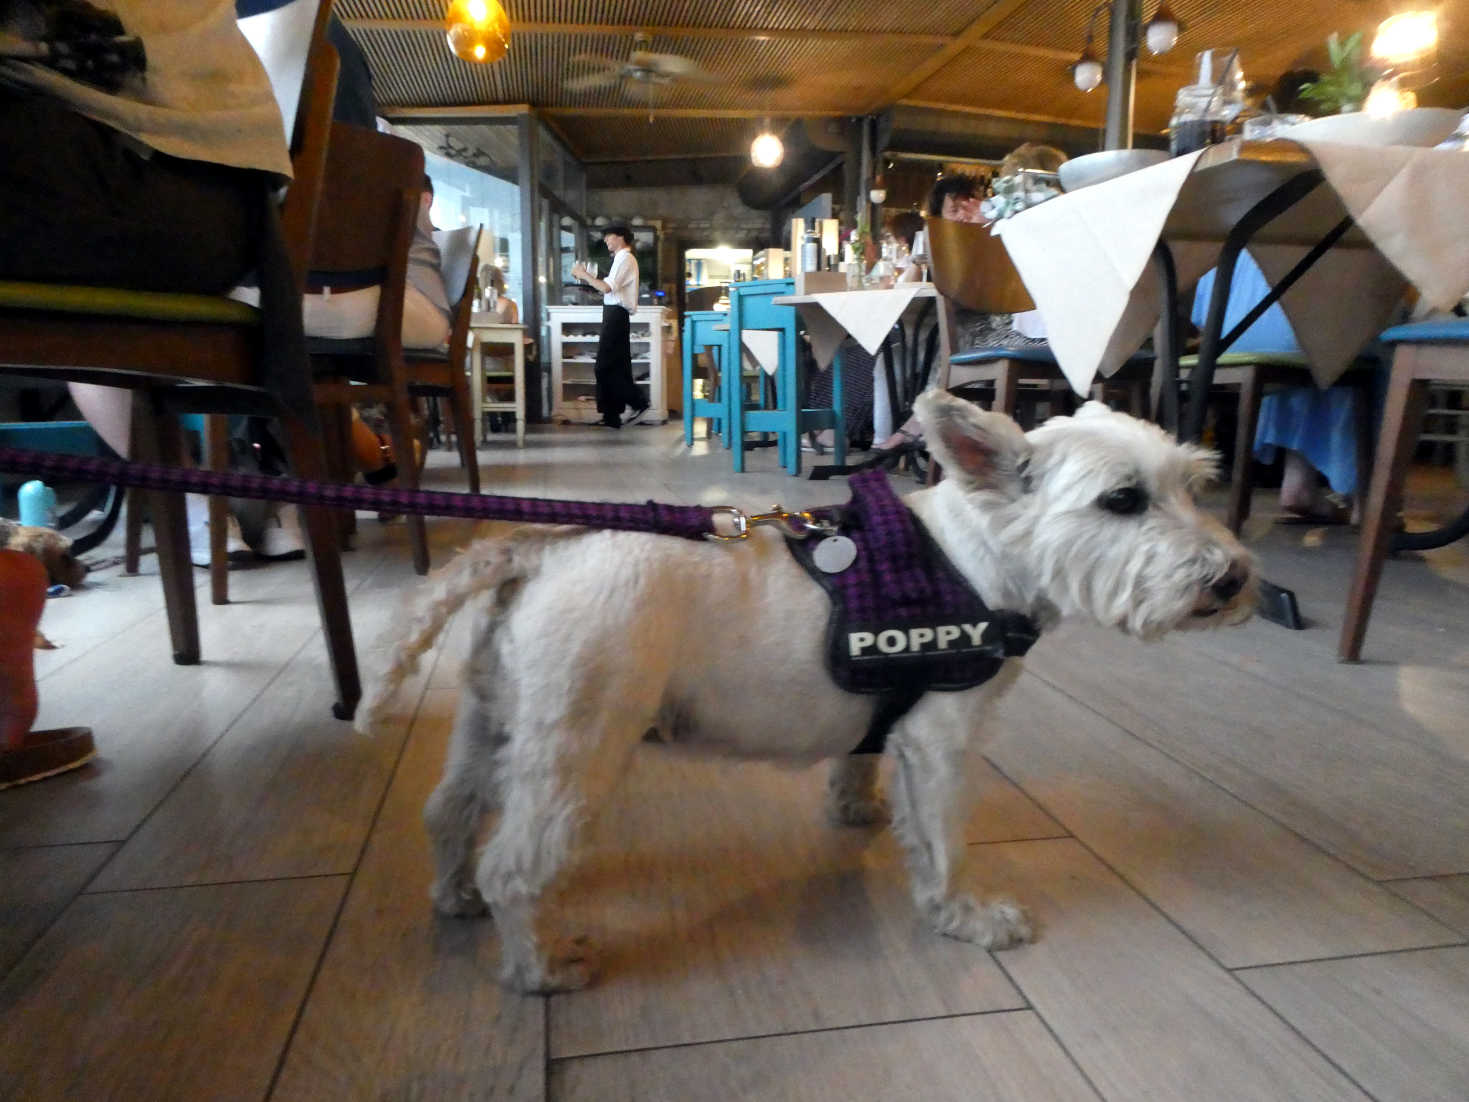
xmin=1098 ymin=486 xmax=1148 ymax=515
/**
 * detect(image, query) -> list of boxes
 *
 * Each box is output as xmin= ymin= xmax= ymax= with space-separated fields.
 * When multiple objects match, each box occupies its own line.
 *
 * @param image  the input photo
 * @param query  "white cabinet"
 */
xmin=548 ymin=305 xmax=673 ymax=424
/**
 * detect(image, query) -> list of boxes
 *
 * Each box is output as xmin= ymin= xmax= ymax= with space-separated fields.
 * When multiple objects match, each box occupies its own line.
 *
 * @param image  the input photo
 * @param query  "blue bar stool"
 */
xmin=682 ymin=310 xmax=728 ymax=446
xmin=726 ymin=279 xmax=845 ymax=476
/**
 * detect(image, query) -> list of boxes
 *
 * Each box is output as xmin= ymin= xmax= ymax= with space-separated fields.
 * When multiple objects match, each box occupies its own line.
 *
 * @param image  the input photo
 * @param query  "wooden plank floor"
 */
xmin=2 ymin=421 xmax=1466 ymax=1100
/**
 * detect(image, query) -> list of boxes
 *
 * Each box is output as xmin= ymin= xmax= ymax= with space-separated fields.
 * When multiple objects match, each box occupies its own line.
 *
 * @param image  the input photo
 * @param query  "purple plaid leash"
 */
xmin=0 ymin=445 xmax=725 ymax=540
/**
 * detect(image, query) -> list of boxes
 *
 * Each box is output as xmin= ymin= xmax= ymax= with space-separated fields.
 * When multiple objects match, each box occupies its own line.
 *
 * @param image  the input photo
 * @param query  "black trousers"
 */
xmin=593 ymin=303 xmax=642 ymax=421
xmin=0 ymin=91 xmax=315 ymax=423
xmin=0 ymin=92 xmax=261 ymax=292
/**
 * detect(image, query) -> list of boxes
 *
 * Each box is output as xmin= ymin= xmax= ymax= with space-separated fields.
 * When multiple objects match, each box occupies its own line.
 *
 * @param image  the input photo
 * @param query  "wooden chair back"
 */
xmin=923 ymin=216 xmax=1035 ymax=315
xmin=434 ymin=225 xmax=483 ymax=360
xmin=310 ymin=122 xmax=424 ymax=353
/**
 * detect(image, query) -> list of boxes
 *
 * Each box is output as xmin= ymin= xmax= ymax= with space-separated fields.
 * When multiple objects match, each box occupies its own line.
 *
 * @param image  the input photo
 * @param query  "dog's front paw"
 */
xmin=499 ymin=935 xmax=597 ymax=994
xmin=431 ymin=879 xmax=490 ymax=918
xmin=924 ymin=895 xmax=1032 ymax=949
xmin=826 ymin=791 xmax=891 ymax=828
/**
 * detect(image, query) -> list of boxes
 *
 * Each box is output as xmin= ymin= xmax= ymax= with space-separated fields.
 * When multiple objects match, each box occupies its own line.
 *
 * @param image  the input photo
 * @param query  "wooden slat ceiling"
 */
xmin=343 ymin=0 xmax=1469 ymax=162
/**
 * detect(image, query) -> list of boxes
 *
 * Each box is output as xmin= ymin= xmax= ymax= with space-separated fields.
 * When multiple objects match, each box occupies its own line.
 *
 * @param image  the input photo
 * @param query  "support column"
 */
xmin=1103 ymin=0 xmax=1141 ymax=150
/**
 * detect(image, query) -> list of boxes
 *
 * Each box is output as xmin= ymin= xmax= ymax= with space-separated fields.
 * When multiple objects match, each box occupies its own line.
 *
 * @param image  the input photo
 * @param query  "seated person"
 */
xmin=296 ymin=172 xmax=452 ymax=350
xmin=872 ymin=160 xmax=1057 ymax=453
xmin=482 ymin=265 xmax=518 ymax=323
xmin=2 ymin=3 xmax=307 ymax=564
xmin=1193 ymin=254 xmax=1374 ymax=523
xmin=0 ymin=0 xmax=294 ymax=784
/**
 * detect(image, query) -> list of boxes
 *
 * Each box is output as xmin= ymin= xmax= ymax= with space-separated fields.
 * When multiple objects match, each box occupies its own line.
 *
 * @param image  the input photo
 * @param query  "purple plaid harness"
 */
xmin=787 ymin=471 xmax=1040 ymax=754
xmin=0 ymin=447 xmax=1037 ymax=754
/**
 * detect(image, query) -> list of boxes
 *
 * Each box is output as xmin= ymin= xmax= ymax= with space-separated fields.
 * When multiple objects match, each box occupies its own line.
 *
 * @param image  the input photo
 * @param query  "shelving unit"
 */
xmin=548 ymin=305 xmax=673 ymax=424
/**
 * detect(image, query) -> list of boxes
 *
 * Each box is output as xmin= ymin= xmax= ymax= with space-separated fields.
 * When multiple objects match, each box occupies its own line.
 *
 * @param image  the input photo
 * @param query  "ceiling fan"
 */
xmin=564 ymin=32 xmax=721 ymax=94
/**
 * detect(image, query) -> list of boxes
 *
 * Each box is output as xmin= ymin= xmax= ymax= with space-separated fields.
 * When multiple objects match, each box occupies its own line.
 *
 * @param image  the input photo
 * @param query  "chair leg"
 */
xmin=682 ymin=339 xmax=696 ymax=447
xmin=831 ymin=342 xmax=847 ymax=468
xmin=386 ymin=392 xmax=430 ymax=574
xmin=994 ymin=361 xmax=1019 ymax=418
xmin=124 ymin=485 xmax=144 ymax=574
xmin=447 ymin=373 xmax=480 ymax=494
xmin=134 ymin=393 xmax=200 ymax=665
xmin=1340 ymin=359 xmax=1430 ymax=662
xmin=1227 ymin=366 xmax=1264 ymax=535
xmin=280 ymin=411 xmax=361 ymax=720
xmin=205 ymin=414 xmax=231 ymax=606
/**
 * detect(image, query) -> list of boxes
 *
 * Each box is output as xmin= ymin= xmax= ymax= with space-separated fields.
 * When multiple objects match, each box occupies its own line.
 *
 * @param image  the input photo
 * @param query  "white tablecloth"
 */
xmin=996 ymin=139 xmax=1469 ymax=392
xmin=776 ymin=285 xmax=931 ymax=370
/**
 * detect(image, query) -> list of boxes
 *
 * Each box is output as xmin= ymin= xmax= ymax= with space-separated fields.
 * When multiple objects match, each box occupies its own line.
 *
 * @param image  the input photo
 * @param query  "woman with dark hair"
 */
xmin=571 ymin=224 xmax=648 ymax=428
xmin=927 ymin=173 xmax=985 ymax=221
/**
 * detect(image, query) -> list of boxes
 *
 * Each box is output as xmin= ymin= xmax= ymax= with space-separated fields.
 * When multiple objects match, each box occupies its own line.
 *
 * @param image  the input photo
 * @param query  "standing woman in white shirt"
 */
xmin=571 ymin=225 xmax=647 ymax=429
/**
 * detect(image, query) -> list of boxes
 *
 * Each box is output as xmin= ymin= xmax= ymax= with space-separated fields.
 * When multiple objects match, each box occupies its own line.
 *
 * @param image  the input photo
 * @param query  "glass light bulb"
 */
xmin=751 ymin=132 xmax=784 ymax=168
xmin=1372 ymin=12 xmax=1437 ymax=65
xmin=1073 ymin=57 xmax=1103 ymax=93
xmin=1145 ymin=18 xmax=1178 ymax=56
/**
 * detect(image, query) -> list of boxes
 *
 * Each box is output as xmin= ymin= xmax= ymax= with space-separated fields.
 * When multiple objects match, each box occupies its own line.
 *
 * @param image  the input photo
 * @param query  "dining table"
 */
xmin=772 ymin=284 xmax=940 ymax=442
xmin=468 ymin=314 xmax=528 ymax=447
xmin=996 ymin=135 xmax=1469 ymax=562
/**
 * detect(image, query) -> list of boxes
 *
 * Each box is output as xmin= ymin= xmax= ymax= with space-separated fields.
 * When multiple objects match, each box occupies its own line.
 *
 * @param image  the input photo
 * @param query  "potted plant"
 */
xmin=1298 ymin=32 xmax=1379 ymax=114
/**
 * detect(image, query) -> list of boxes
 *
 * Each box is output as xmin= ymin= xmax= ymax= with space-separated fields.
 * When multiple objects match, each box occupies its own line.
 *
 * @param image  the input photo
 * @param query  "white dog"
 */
xmin=360 ymin=394 xmax=1256 ymax=992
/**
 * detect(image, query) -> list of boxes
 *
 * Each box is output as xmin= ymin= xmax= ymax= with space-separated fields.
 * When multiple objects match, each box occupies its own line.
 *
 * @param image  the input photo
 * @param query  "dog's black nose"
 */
xmin=1210 ymin=562 xmax=1248 ymax=602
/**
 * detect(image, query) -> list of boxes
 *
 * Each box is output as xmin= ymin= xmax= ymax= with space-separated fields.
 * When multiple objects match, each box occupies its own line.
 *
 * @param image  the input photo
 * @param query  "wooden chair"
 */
xmin=926 ymin=215 xmax=1152 ymax=423
xmin=0 ymin=1 xmax=361 ymax=719
xmin=1341 ymin=318 xmax=1469 ymax=661
xmin=306 ymin=122 xmax=432 ymax=575
xmin=404 ymin=226 xmax=483 ymax=495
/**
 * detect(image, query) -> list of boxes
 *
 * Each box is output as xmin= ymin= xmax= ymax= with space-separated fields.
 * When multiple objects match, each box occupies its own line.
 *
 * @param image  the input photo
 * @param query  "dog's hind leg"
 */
xmin=476 ymin=711 xmax=647 ymax=994
xmin=825 ymin=755 xmax=889 ymax=826
xmin=888 ymin=721 xmax=1031 ymax=950
xmin=424 ymin=688 xmax=499 ymax=917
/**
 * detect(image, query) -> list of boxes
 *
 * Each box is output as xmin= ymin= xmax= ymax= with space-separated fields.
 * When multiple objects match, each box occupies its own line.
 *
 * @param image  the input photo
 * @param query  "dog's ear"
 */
xmin=915 ymin=392 xmax=1032 ymax=497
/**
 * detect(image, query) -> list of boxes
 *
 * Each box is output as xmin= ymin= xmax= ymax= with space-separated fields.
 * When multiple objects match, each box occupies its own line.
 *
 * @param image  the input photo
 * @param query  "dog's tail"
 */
xmin=356 ymin=534 xmax=534 ymax=734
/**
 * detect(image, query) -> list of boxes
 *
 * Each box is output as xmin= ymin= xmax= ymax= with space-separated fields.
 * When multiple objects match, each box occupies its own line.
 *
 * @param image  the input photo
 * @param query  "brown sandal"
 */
xmin=0 ymin=727 xmax=96 ymax=790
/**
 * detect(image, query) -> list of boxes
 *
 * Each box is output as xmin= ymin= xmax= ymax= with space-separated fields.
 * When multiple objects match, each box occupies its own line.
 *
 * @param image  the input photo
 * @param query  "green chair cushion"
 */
xmin=0 ymin=281 xmax=260 ymax=326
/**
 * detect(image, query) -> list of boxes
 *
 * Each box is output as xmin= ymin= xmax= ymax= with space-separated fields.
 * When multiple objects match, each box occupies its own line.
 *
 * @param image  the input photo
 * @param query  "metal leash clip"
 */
xmin=707 ymin=504 xmax=833 ymax=541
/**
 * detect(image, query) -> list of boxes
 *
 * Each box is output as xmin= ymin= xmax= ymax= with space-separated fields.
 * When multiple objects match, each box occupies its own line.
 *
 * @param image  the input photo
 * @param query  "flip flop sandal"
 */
xmin=0 ymin=727 xmax=96 ymax=790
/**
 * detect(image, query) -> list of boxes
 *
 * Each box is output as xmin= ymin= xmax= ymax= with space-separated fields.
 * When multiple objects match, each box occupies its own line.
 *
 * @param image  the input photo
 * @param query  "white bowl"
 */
xmin=1057 ymin=149 xmax=1172 ymax=191
xmin=1276 ymin=107 xmax=1463 ymax=148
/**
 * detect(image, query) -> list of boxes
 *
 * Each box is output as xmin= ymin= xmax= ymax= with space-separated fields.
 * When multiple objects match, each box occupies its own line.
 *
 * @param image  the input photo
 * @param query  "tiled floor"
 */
xmin=2 ymin=421 xmax=1467 ymax=1101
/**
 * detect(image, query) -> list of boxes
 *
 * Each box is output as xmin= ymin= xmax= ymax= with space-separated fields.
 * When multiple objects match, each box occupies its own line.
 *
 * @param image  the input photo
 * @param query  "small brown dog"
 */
xmin=0 ymin=518 xmax=87 ymax=588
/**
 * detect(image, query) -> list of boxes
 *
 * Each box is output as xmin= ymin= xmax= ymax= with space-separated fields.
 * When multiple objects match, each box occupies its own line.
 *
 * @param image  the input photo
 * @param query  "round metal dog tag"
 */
xmin=812 ymin=535 xmax=857 ymax=574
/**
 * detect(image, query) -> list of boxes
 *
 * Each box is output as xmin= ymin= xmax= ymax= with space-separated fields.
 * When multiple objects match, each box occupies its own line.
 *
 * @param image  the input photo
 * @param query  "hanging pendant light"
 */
xmin=1072 ymin=45 xmax=1103 ymax=92
xmin=445 ymin=0 xmax=510 ymax=64
xmin=751 ymin=125 xmax=783 ymax=168
xmin=1143 ymin=3 xmax=1181 ymax=56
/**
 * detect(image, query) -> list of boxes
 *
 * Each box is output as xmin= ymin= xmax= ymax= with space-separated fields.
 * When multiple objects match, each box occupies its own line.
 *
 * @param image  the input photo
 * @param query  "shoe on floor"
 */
xmin=621 ymin=405 xmax=650 ymax=427
xmin=255 ymin=505 xmax=306 ymax=561
xmin=596 ymin=417 xmax=622 ymax=429
xmin=189 ymin=512 xmax=250 ymax=568
xmin=0 ymin=727 xmax=96 ymax=789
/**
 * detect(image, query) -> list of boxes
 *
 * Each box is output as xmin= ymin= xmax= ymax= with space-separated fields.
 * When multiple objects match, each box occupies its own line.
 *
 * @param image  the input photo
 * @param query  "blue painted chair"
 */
xmin=725 ymin=278 xmax=844 ymax=476
xmin=682 ymin=310 xmax=728 ymax=446
xmin=1342 ymin=316 xmax=1469 ymax=661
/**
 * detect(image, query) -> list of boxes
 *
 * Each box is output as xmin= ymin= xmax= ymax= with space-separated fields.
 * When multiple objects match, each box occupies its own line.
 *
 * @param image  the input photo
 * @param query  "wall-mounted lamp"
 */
xmin=445 ymin=0 xmax=509 ymax=64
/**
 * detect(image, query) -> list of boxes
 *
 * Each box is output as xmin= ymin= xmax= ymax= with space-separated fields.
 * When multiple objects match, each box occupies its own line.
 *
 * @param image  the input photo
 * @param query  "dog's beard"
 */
xmin=1028 ymin=516 xmax=1256 ymax=640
